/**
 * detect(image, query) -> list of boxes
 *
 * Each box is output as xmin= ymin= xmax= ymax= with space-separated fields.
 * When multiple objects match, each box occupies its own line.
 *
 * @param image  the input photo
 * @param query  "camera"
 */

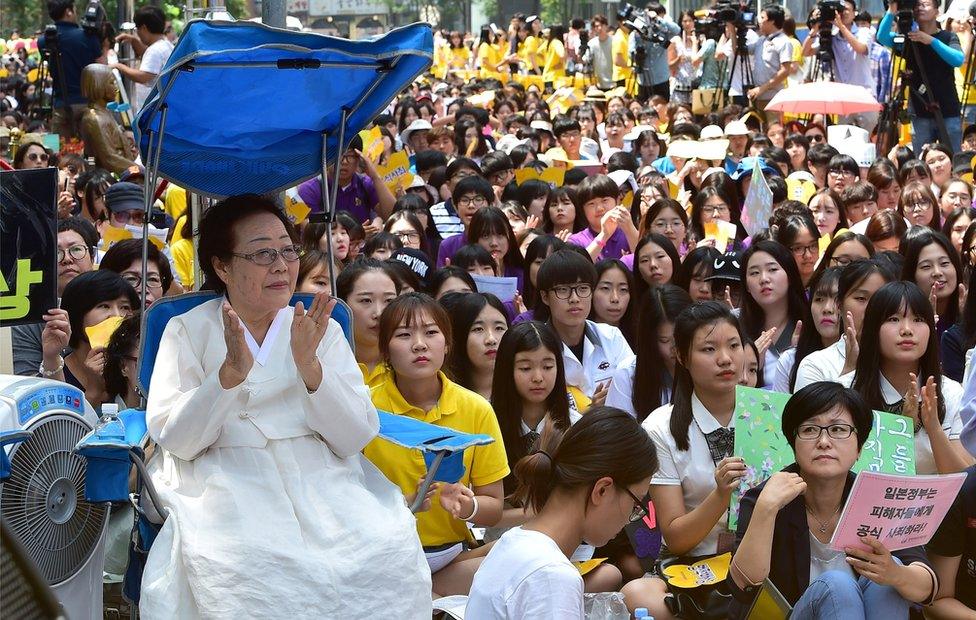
xmin=694 ymin=17 xmax=723 ymax=41
xmin=818 ymin=0 xmax=845 ymax=24
xmin=80 ymin=0 xmax=107 ymax=36
xmin=618 ymin=3 xmax=670 ymax=47
xmin=814 ymin=0 xmax=844 ymax=63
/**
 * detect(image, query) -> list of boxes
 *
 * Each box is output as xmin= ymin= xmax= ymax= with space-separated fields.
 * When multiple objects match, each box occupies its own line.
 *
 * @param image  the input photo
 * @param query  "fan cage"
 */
xmin=1 ymin=413 xmax=109 ymax=585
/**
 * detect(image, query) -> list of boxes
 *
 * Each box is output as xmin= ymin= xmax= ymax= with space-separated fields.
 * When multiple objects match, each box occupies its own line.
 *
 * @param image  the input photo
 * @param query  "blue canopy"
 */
xmin=136 ymin=19 xmax=432 ymax=198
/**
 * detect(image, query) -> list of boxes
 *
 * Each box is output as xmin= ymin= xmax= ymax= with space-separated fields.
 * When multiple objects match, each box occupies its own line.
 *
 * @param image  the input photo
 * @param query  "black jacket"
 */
xmin=726 ymin=464 xmax=933 ymax=619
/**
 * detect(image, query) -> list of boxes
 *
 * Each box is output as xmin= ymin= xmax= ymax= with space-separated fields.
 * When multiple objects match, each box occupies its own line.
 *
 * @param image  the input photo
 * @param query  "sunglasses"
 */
xmin=27 ymin=152 xmax=49 ymax=162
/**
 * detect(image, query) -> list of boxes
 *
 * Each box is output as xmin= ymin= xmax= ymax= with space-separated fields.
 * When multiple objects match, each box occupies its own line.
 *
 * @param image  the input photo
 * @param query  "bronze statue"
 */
xmin=80 ymin=64 xmax=137 ymax=175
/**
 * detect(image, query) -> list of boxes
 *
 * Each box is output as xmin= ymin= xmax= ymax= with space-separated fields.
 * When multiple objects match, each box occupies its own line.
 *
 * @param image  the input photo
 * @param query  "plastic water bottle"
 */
xmin=96 ymin=403 xmax=126 ymax=441
xmin=634 ymin=608 xmax=650 ymax=619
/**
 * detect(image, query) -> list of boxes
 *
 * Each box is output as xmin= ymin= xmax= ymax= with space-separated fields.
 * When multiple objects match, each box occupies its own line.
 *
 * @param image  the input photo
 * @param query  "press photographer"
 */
xmin=625 ymin=1 xmax=680 ymax=101
xmin=877 ymin=0 xmax=964 ymax=153
xmin=37 ymin=0 xmax=105 ymax=140
xmin=801 ymin=0 xmax=876 ymax=127
xmin=714 ymin=4 xmax=761 ymax=106
xmin=110 ymin=6 xmax=174 ymax=115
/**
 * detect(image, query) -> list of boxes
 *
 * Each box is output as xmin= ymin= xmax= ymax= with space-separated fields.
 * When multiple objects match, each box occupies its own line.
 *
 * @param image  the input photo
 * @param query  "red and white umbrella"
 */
xmin=764 ymin=81 xmax=882 ymax=115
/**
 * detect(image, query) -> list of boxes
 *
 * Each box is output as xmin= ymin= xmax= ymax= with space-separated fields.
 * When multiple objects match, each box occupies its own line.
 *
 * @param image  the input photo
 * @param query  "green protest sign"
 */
xmin=729 ymin=386 xmax=915 ymax=530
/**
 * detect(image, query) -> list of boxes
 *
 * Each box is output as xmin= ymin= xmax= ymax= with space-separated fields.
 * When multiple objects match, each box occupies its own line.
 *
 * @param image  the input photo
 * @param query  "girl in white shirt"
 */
xmin=840 ymin=281 xmax=974 ymax=474
xmin=466 ymin=407 xmax=658 ymax=620
xmin=794 ymin=257 xmax=895 ymax=391
xmin=622 ymin=301 xmax=747 ymax=619
xmin=607 ymin=284 xmax=693 ymax=420
xmin=739 ymin=240 xmax=811 ymax=388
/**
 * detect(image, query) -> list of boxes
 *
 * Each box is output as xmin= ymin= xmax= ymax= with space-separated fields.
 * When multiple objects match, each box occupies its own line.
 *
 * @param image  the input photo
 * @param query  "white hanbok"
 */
xmin=140 ymin=298 xmax=430 ymax=618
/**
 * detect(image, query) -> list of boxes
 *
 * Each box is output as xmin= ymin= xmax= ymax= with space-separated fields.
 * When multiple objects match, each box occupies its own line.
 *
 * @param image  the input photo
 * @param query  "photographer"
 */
xmin=877 ymin=0 xmax=964 ymax=153
xmin=37 ymin=0 xmax=105 ymax=140
xmin=802 ymin=0 xmax=877 ymax=128
xmin=111 ymin=6 xmax=174 ymax=115
xmin=628 ymin=1 xmax=680 ymax=101
xmin=747 ymin=5 xmax=795 ymax=119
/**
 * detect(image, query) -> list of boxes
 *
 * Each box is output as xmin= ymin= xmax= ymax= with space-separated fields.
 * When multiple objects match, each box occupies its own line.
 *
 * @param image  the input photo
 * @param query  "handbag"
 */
xmin=655 ymin=553 xmax=733 ymax=619
xmin=692 ymin=88 xmax=726 ymax=116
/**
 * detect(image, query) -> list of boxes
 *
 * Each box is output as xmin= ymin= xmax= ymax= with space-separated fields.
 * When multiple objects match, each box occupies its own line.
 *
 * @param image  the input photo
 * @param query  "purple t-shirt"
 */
xmin=436 ymin=232 xmax=467 ymax=268
xmin=568 ymin=228 xmax=630 ymax=261
xmin=297 ymin=173 xmax=378 ymax=223
xmin=513 ymin=309 xmax=535 ymax=324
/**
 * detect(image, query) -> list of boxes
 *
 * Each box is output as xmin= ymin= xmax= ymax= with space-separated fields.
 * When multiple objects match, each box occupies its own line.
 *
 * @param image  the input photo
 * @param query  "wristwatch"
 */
xmin=39 ymin=356 xmax=64 ymax=378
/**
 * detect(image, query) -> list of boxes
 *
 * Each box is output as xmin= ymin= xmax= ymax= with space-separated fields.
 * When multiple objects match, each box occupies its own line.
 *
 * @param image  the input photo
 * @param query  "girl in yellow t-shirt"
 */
xmin=476 ymin=26 xmax=500 ymax=76
xmin=447 ymin=31 xmax=472 ymax=71
xmin=542 ymin=26 xmax=567 ymax=86
xmin=365 ymin=293 xmax=509 ymax=597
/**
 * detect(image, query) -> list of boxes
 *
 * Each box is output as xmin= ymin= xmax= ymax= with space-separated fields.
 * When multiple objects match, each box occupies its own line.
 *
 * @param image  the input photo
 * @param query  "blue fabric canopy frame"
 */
xmin=135 ymin=19 xmax=433 ymax=199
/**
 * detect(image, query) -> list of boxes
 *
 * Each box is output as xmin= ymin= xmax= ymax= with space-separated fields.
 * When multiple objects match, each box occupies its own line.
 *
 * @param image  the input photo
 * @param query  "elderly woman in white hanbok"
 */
xmin=140 ymin=195 xmax=430 ymax=618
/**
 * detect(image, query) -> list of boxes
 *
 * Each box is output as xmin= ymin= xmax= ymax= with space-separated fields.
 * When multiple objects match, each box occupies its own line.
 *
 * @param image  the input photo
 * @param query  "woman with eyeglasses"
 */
xmin=771 ymin=209 xmax=822 ymax=287
xmin=639 ymin=198 xmax=689 ymax=256
xmin=621 ymin=302 xmax=747 ymax=618
xmin=384 ymin=210 xmax=430 ymax=257
xmin=838 ymin=281 xmax=972 ymax=475
xmin=141 ymin=195 xmax=431 ymax=617
xmin=12 ymin=140 xmax=50 ymax=169
xmin=809 ymin=230 xmax=874 ymax=284
xmin=99 ymin=238 xmax=177 ymax=307
xmin=688 ymin=185 xmax=743 ymax=250
xmin=898 ymin=180 xmax=942 ymax=230
xmin=938 ymin=177 xmax=973 ymax=218
xmin=826 ymin=154 xmax=860 ymax=195
xmin=727 ymin=382 xmax=939 ymax=619
xmin=534 ymin=249 xmax=633 ymax=404
xmin=467 ymin=407 xmax=656 ymax=619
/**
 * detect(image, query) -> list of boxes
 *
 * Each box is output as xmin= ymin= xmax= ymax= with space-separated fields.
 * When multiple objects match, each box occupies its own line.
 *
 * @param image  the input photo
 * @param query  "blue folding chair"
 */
xmin=75 ymin=291 xmax=494 ymax=607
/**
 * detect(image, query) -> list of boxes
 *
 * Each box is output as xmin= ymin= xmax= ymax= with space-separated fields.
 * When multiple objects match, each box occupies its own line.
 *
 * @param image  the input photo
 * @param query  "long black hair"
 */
xmin=466 ymin=205 xmax=524 ymax=272
xmin=789 ymin=266 xmax=842 ymax=391
xmin=900 ymin=230 xmax=961 ymax=328
xmin=591 ymin=259 xmax=638 ymax=346
xmin=523 ymin=235 xmax=565 ymax=310
xmin=672 ymin=246 xmax=721 ymax=298
xmin=633 ymin=232 xmax=680 ymax=302
xmin=738 ymin=240 xmax=809 ymax=341
xmin=491 ymin=321 xmax=572 ymax=496
xmin=851 ymin=281 xmax=945 ymax=423
xmin=670 ymin=301 xmax=743 ymax=451
xmin=440 ymin=291 xmax=510 ymax=391
xmin=633 ymin=285 xmax=693 ymax=421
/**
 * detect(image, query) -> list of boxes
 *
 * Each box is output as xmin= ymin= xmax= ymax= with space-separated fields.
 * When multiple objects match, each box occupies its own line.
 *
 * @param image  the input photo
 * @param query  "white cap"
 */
xmin=496 ymin=134 xmax=532 ymax=154
xmin=608 ymin=169 xmax=639 ymax=194
xmin=700 ymin=124 xmax=725 ymax=140
xmin=400 ymin=119 xmax=433 ymax=146
xmin=530 ymin=120 xmax=554 ymax=135
xmin=623 ymin=124 xmax=656 ymax=142
xmin=723 ymin=120 xmax=750 ymax=136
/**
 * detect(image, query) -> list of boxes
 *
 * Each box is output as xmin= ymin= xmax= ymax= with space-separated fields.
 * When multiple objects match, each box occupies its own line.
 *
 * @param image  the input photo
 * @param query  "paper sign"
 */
xmin=85 ymin=315 xmax=124 ymax=349
xmin=358 ymin=126 xmax=384 ymax=163
xmin=829 ymin=471 xmax=966 ymax=552
xmin=786 ymin=177 xmax=816 ymax=204
xmin=514 ymin=166 xmax=565 ymax=188
xmin=575 ymin=558 xmax=608 ymax=576
xmin=284 ymin=187 xmax=311 ymax=226
xmin=471 ymin=273 xmax=518 ymax=303
xmin=466 ymin=89 xmax=496 ymax=109
xmin=99 ymin=225 xmax=134 ymax=251
xmin=621 ymin=190 xmax=634 ymax=211
xmin=662 ymin=553 xmax=731 ymax=588
xmin=740 ymin=160 xmax=773 ymax=237
xmin=124 ymin=224 xmax=168 ymax=251
xmin=377 ymin=151 xmax=414 ymax=194
xmin=704 ymin=219 xmax=738 ymax=254
xmin=729 ymin=386 xmax=916 ymax=530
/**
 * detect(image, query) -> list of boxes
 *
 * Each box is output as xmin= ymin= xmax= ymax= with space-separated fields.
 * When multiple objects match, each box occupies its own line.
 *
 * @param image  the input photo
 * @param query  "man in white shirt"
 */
xmin=112 ymin=5 xmax=174 ymax=114
xmin=747 ymin=5 xmax=794 ymax=120
xmin=802 ymin=0 xmax=877 ymax=128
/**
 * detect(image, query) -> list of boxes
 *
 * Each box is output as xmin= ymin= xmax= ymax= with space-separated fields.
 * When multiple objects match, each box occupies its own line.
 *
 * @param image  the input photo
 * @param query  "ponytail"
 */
xmin=514 ymin=406 xmax=658 ymax=513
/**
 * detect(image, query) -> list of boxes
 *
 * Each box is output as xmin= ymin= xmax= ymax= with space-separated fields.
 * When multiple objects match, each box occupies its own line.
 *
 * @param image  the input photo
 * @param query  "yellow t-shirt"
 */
xmin=365 ymin=372 xmax=510 ymax=547
xmin=359 ymin=362 xmax=391 ymax=388
xmin=164 ymin=184 xmax=187 ymax=221
xmin=448 ymin=46 xmax=471 ymax=70
xmin=612 ymin=29 xmax=632 ymax=83
xmin=519 ymin=35 xmax=540 ymax=72
xmin=477 ymin=41 xmax=497 ymax=72
xmin=171 ymin=237 xmax=194 ymax=290
xmin=543 ymin=38 xmax=566 ymax=82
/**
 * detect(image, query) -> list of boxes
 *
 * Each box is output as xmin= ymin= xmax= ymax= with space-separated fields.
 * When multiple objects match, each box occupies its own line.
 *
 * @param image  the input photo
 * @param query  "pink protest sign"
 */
xmin=830 ymin=471 xmax=966 ymax=552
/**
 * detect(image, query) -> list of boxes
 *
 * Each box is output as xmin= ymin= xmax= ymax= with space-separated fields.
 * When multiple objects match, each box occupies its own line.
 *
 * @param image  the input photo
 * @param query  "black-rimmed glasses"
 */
xmin=795 ymin=423 xmax=856 ymax=441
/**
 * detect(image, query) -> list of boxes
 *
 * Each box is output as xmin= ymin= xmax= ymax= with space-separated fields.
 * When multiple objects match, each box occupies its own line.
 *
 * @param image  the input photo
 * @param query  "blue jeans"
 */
xmin=790 ymin=569 xmax=910 ymax=620
xmin=911 ymin=114 xmax=962 ymax=154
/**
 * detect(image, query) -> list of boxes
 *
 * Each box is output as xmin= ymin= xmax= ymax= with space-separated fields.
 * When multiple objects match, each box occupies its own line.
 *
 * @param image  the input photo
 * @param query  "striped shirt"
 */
xmin=430 ymin=199 xmax=464 ymax=239
xmin=870 ymin=41 xmax=892 ymax=104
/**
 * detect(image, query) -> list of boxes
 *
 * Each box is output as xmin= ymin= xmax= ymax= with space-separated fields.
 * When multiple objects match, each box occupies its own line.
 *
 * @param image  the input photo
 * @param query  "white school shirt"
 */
xmin=560 ymin=320 xmax=634 ymax=399
xmin=836 ymin=371 xmax=963 ymax=475
xmin=772 ymin=347 xmax=797 ymax=393
xmin=606 ymin=356 xmax=672 ymax=419
xmin=641 ymin=393 xmax=733 ymax=557
xmin=466 ymin=527 xmax=584 ymax=620
xmin=794 ymin=336 xmax=847 ymax=391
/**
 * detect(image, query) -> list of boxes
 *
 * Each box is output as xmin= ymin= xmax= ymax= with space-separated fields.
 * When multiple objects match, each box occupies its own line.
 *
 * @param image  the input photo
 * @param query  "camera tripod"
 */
xmin=36 ymin=25 xmax=73 ymax=136
xmin=958 ymin=21 xmax=976 ymax=128
xmin=876 ymin=35 xmax=951 ymax=157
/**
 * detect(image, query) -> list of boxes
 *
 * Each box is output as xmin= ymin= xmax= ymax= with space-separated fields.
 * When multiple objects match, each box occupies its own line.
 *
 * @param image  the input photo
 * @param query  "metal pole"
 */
xmin=263 ymin=0 xmax=287 ymax=28
xmin=320 ymin=132 xmax=337 ymax=296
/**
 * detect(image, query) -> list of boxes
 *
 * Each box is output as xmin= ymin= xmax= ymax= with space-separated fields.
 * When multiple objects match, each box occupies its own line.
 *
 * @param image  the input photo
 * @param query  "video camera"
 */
xmin=80 ymin=0 xmax=108 ymax=36
xmin=694 ymin=17 xmax=724 ymax=41
xmin=618 ymin=3 xmax=670 ymax=47
xmin=881 ymin=0 xmax=916 ymax=37
xmin=696 ymin=0 xmax=755 ymax=26
xmin=811 ymin=0 xmax=845 ymax=63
